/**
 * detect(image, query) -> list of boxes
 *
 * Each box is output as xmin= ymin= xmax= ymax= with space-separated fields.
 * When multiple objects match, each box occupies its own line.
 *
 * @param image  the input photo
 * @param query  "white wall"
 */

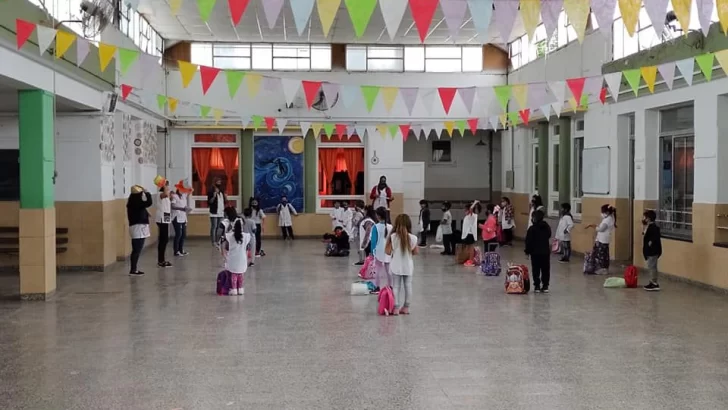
xmin=54 ymin=115 xmax=106 ymax=202
xmin=0 ymin=117 xmax=18 ymax=149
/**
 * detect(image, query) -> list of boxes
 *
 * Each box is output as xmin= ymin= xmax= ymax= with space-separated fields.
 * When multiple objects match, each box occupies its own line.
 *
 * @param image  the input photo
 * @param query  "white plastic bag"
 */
xmin=350 ymin=282 xmax=370 ymax=296
xmin=435 ymin=226 xmax=443 ymax=243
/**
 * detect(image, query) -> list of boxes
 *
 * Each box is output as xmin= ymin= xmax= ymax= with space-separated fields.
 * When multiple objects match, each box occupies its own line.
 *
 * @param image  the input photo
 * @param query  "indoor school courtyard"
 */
xmin=3 ymin=0 xmax=728 ymax=409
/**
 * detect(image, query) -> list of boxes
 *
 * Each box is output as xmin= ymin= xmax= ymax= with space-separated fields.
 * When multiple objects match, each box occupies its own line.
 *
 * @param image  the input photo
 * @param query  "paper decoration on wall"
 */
xmin=443 ymin=121 xmax=455 ymax=137
xmin=380 ymin=0 xmax=409 ymax=40
xmin=671 ymin=0 xmax=692 ymax=33
xmin=16 ymin=19 xmax=35 ymax=49
xmin=603 ymin=71 xmax=623 ymax=100
xmin=98 ymin=43 xmax=117 ymax=72
xmin=361 ymin=85 xmax=380 ymax=112
xmin=566 ymin=77 xmax=586 ymax=103
xmin=197 ymin=0 xmax=217 ymax=22
xmin=640 ymin=66 xmax=658 ymax=93
xmin=225 ymin=70 xmax=245 ymax=98
xmin=619 ymin=0 xmax=642 ymax=37
xmin=386 ymin=124 xmax=397 ymax=138
xmin=381 ymin=87 xmax=399 ymax=112
xmin=118 ymin=48 xmax=140 ymax=76
xmin=121 ymin=84 xmax=133 ymax=100
xmin=264 ymin=116 xmax=276 ymax=132
xmin=539 ymin=104 xmax=551 ymax=119
xmin=541 ymin=0 xmax=564 ymax=39
xmin=493 ymin=0 xmax=519 ymax=44
xmin=302 ymin=81 xmax=322 ymax=109
xmin=644 ymin=0 xmax=669 ymax=37
xmin=76 ymin=37 xmax=90 ymax=66
xmin=200 ymin=66 xmax=221 ymax=95
xmin=467 ymin=0 xmax=493 ymax=39
xmin=291 ymin=0 xmax=316 ymax=36
xmin=214 ymin=109 xmax=225 ymax=124
xmin=262 ymin=0 xmax=285 ymax=29
xmin=623 ymin=68 xmax=642 ymax=96
xmin=409 ymin=0 xmax=440 ymax=43
xmin=675 ymin=57 xmax=695 ymax=86
xmin=376 ymin=124 xmax=388 ymax=139
xmin=591 ymin=0 xmax=618 ymax=38
xmin=36 ymin=26 xmax=56 ymax=56
xmin=178 ymin=61 xmax=198 ymax=88
xmin=335 ymin=123 xmax=347 ymax=138
xmin=715 ymin=50 xmax=728 ymax=75
xmin=276 ymin=118 xmax=288 ymax=133
xmin=437 ymin=87 xmax=457 ymax=114
xmin=563 ymin=0 xmax=590 ymax=43
xmin=441 ymin=0 xmax=469 ymax=38
xmin=696 ymin=0 xmax=714 ymax=35
xmin=345 ymin=0 xmax=378 ymax=38
xmin=228 ymin=0 xmax=250 ymax=26
xmin=399 ymin=124 xmax=411 ymax=141
xmin=454 ymin=119 xmax=466 ymax=136
xmin=156 ymin=95 xmax=167 ymax=110
xmin=317 ymin=0 xmax=341 ymax=37
xmin=299 ymin=121 xmax=311 ymax=136
xmin=168 ymin=97 xmax=179 ymax=113
xmin=251 ymin=115 xmax=263 ymax=129
xmin=55 ymin=31 xmax=75 ymax=59
xmin=467 ymin=118 xmax=479 ymax=135
xmin=695 ymin=53 xmax=714 ymax=81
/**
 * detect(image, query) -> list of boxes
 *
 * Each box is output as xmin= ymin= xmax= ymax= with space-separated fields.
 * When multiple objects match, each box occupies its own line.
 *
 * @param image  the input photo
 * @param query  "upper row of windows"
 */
xmin=190 ymin=44 xmax=485 ymax=73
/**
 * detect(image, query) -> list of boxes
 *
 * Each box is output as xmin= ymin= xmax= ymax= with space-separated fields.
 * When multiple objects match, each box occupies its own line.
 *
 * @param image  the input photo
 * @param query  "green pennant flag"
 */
xmin=156 ymin=95 xmax=167 ymax=110
xmin=388 ymin=124 xmax=399 ymax=139
xmin=623 ymin=69 xmax=641 ymax=96
xmin=580 ymin=93 xmax=589 ymax=109
xmin=225 ymin=70 xmax=246 ymax=98
xmin=118 ymin=48 xmax=140 ymax=76
xmin=200 ymin=105 xmax=211 ymax=118
xmin=344 ymin=0 xmax=378 ymax=38
xmin=197 ymin=0 xmax=217 ymax=22
xmin=323 ymin=123 xmax=335 ymax=139
xmin=695 ymin=53 xmax=714 ymax=81
xmin=360 ymin=85 xmax=380 ymax=112
xmin=251 ymin=115 xmax=263 ymax=129
xmin=494 ymin=86 xmax=512 ymax=111
xmin=507 ymin=111 xmax=520 ymax=126
xmin=455 ymin=120 xmax=467 ymax=137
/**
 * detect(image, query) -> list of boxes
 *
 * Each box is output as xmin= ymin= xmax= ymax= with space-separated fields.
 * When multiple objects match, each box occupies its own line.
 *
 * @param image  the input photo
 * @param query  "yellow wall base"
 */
xmin=19 ymin=208 xmax=56 ymax=298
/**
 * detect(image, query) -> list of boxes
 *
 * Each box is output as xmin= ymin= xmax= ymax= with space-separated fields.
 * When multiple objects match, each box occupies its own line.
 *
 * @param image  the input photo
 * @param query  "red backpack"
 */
xmin=624 ymin=265 xmax=638 ymax=288
xmin=378 ymin=286 xmax=395 ymax=316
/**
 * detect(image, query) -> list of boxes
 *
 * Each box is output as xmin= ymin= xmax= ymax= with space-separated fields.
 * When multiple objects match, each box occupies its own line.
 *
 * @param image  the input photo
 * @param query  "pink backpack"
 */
xmin=358 ymin=255 xmax=376 ymax=279
xmin=378 ymin=286 xmax=395 ymax=316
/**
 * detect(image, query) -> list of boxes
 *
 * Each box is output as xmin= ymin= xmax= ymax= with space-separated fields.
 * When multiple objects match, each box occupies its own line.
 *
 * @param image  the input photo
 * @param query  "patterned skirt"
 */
xmin=592 ymin=242 xmax=610 ymax=270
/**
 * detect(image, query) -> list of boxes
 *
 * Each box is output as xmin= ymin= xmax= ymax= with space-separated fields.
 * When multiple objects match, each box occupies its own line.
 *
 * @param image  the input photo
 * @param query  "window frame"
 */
xmin=531 ymin=130 xmax=539 ymax=194
xmin=572 ymin=119 xmax=585 ymax=219
xmin=657 ymin=129 xmax=694 ymax=240
xmin=315 ymin=136 xmax=367 ymax=214
xmin=188 ymin=133 xmax=242 ymax=214
xmin=430 ymin=140 xmax=453 ymax=164
xmin=548 ymin=126 xmax=560 ymax=217
xmin=192 ymin=43 xmax=331 ymax=71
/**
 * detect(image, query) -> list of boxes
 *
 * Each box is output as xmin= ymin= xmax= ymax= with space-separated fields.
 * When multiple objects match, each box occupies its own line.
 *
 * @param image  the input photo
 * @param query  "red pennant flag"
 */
xmin=519 ymin=109 xmax=531 ymax=125
xmin=121 ymin=84 xmax=133 ymax=100
xmin=199 ymin=66 xmax=221 ymax=95
xmin=301 ymin=81 xmax=322 ymax=109
xmin=335 ymin=123 xmax=347 ymax=139
xmin=228 ymin=0 xmax=250 ymax=26
xmin=467 ymin=118 xmax=479 ymax=135
xmin=264 ymin=117 xmax=276 ymax=132
xmin=399 ymin=124 xmax=411 ymax=141
xmin=566 ymin=77 xmax=586 ymax=105
xmin=409 ymin=0 xmax=440 ymax=43
xmin=16 ymin=19 xmax=36 ymax=50
xmin=599 ymin=87 xmax=607 ymax=104
xmin=438 ymin=87 xmax=457 ymax=114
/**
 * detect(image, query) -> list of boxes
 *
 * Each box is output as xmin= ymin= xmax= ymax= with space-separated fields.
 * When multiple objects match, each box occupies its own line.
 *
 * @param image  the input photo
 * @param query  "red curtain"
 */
xmin=318 ymin=149 xmax=339 ymax=195
xmin=343 ymin=148 xmax=363 ymax=195
xmin=219 ymin=148 xmax=239 ymax=194
xmin=192 ymin=148 xmax=212 ymax=192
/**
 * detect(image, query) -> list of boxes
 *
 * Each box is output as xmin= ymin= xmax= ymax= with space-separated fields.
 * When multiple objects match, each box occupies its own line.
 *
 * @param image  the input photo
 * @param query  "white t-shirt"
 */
xmin=171 ymin=193 xmax=188 ymax=223
xmin=250 ymin=209 xmax=265 ymax=224
xmin=461 ymin=213 xmax=478 ymax=239
xmin=596 ymin=215 xmax=615 ymax=244
xmin=225 ymin=227 xmax=251 ymax=274
xmin=373 ymin=188 xmax=389 ymax=209
xmin=389 ymin=233 xmax=418 ymax=276
xmin=210 ymin=192 xmax=225 ymax=218
xmin=330 ymin=207 xmax=344 ymax=230
xmin=155 ymin=195 xmax=171 ymax=224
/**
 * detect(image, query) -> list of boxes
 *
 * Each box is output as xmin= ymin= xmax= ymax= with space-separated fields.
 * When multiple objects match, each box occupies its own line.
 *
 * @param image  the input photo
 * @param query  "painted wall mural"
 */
xmin=254 ymin=136 xmax=304 ymax=213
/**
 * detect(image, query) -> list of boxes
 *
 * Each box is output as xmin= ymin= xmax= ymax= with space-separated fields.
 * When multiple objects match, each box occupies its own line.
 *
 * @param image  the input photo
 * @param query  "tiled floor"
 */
xmin=1 ymin=240 xmax=728 ymax=409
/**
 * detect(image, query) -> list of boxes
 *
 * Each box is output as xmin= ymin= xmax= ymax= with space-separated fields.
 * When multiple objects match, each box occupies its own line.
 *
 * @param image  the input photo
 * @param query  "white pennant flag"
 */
xmin=239 ymin=115 xmax=250 ymax=129
xmin=321 ymin=82 xmax=340 ymax=107
xmin=603 ymin=72 xmax=623 ymax=101
xmin=697 ymin=0 xmax=714 ymax=36
xmin=290 ymin=0 xmax=316 ymax=36
xmin=477 ymin=87 xmax=495 ymax=115
xmin=346 ymin=125 xmax=356 ymax=138
xmin=539 ymin=104 xmax=552 ymax=119
xmin=489 ymin=116 xmax=500 ymax=131
xmin=644 ymin=0 xmax=669 ymax=38
xmin=354 ymin=124 xmax=365 ymax=137
xmin=658 ymin=61 xmax=676 ymax=90
xmin=412 ymin=125 xmax=422 ymax=140
xmin=418 ymin=88 xmax=437 ymax=115
xmin=366 ymin=126 xmax=378 ymax=140
xmin=277 ymin=118 xmax=288 ymax=134
xmin=380 ymin=0 xmax=409 ymax=41
xmin=262 ymin=0 xmax=285 ymax=29
xmin=548 ymin=81 xmax=566 ymax=105
xmin=76 ymin=37 xmax=90 ymax=67
xmin=458 ymin=87 xmax=477 ymax=114
xmin=36 ymin=26 xmax=57 ymax=56
xmin=341 ymin=84 xmax=361 ymax=108
xmin=551 ymin=101 xmax=563 ymax=118
xmin=299 ymin=121 xmax=312 ymax=137
xmin=676 ymin=58 xmax=695 ymax=86
xmin=281 ymin=79 xmax=301 ymax=106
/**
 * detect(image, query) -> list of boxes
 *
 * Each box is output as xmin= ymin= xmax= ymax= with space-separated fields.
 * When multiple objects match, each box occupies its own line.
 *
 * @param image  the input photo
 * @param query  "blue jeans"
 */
xmin=172 ymin=220 xmax=187 ymax=254
xmin=210 ymin=217 xmax=222 ymax=244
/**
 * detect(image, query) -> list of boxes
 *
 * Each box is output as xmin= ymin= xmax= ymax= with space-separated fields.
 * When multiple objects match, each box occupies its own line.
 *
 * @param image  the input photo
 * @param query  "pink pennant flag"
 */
xmin=493 ymin=0 xmax=520 ymax=42
xmin=264 ymin=117 xmax=276 ymax=132
xmin=440 ymin=0 xmax=468 ymax=38
xmin=467 ymin=118 xmax=479 ymax=135
xmin=121 ymin=84 xmax=133 ymax=100
xmin=457 ymin=87 xmax=476 ymax=114
xmin=399 ymin=124 xmax=411 ymax=141
xmin=200 ymin=65 xmax=221 ymax=95
xmin=519 ymin=109 xmax=531 ymax=125
xmin=583 ymin=76 xmax=604 ymax=101
xmin=302 ymin=81 xmax=322 ymax=109
xmin=566 ymin=77 xmax=586 ymax=104
xmin=400 ymin=88 xmax=419 ymax=115
xmin=541 ymin=0 xmax=564 ymax=39
xmin=438 ymin=87 xmax=458 ymax=114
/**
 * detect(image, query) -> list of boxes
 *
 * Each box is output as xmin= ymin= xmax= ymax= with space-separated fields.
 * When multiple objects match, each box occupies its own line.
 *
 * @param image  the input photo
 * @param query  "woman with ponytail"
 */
xmin=223 ymin=209 xmax=251 ymax=296
xmin=385 ymin=214 xmax=419 ymax=315
xmin=586 ymin=204 xmax=617 ymax=275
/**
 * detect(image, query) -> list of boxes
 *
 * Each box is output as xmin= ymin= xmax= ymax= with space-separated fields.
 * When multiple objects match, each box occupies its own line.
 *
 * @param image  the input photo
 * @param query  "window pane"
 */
xmin=194 ymin=133 xmax=237 ymax=143
xmin=318 ymin=148 xmax=365 ymax=196
xmin=426 ymin=46 xmax=461 ymax=59
xmin=273 ymin=57 xmax=310 ymax=70
xmin=553 ymin=144 xmax=560 ymax=192
xmin=311 ymin=45 xmax=332 ymax=70
xmin=213 ymin=44 xmax=251 ymax=57
xmin=462 ymin=47 xmax=482 ymax=72
xmin=426 ymin=59 xmax=461 ymax=72
xmin=613 ymin=19 xmax=624 ymax=59
xmin=191 ymin=147 xmax=240 ymax=196
xmin=624 ymin=33 xmax=638 ymax=57
xmin=252 ymin=45 xmax=272 ymax=70
xmin=191 ymin=43 xmax=213 ymax=66
xmin=404 ymin=46 xmax=425 ymax=71
xmin=368 ymin=46 xmax=403 ymax=58
xmin=431 ymin=141 xmax=451 ymax=162
xmin=660 ymin=105 xmax=694 ymax=133
xmin=214 ymin=57 xmax=251 ymax=69
xmin=658 ymin=136 xmax=694 ymax=238
xmin=367 ymin=59 xmax=403 ymax=71
xmin=346 ymin=46 xmax=367 ymax=71
xmin=574 ymin=137 xmax=584 ymax=198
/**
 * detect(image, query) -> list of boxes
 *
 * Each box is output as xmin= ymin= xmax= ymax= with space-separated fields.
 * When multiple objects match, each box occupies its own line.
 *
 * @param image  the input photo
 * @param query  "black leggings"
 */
xmin=281 ymin=226 xmax=294 ymax=240
xmin=255 ymin=223 xmax=262 ymax=254
xmin=157 ymin=223 xmax=169 ymax=263
xmin=130 ymin=238 xmax=145 ymax=272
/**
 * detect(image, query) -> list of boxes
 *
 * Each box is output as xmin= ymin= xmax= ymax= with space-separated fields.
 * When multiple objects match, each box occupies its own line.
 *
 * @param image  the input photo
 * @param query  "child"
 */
xmin=330 ymin=201 xmax=344 ymax=231
xmin=249 ymin=197 xmax=266 ymax=257
xmin=170 ymin=185 xmax=192 ymax=257
xmin=525 ymin=209 xmax=552 ymax=293
xmin=323 ymin=227 xmax=350 ymax=256
xmin=223 ymin=214 xmax=251 ymax=296
xmin=155 ymin=184 xmax=172 ymax=268
xmin=418 ymin=200 xmax=431 ymax=247
xmin=355 ymin=206 xmax=376 ymax=266
xmin=385 ymin=214 xmax=419 ymax=315
xmin=499 ymin=197 xmax=515 ymax=247
xmin=242 ymin=208 xmax=257 ymax=267
xmin=555 ymin=203 xmax=575 ymax=263
xmin=479 ymin=203 xmax=498 ymax=252
xmin=461 ymin=200 xmax=481 ymax=267
xmin=370 ymin=207 xmax=393 ymax=292
xmin=585 ymin=204 xmax=617 ymax=275
xmin=276 ymin=195 xmax=297 ymax=240
xmin=342 ymin=202 xmax=354 ymax=238
xmin=440 ymin=201 xmax=454 ymax=256
xmin=642 ymin=210 xmax=662 ymax=291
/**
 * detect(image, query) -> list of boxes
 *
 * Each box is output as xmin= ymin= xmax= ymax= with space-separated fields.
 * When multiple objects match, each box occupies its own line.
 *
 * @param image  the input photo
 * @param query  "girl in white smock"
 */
xmin=224 ymin=217 xmax=251 ymax=296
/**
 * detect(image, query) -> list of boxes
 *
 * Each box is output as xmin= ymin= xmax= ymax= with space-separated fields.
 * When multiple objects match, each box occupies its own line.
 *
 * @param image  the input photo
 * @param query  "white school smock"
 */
xmin=210 ymin=192 xmax=224 ymax=218
xmin=277 ymin=203 xmax=297 ymax=227
xmin=596 ymin=215 xmax=615 ymax=244
xmin=373 ymin=188 xmax=389 ymax=209
xmin=461 ymin=213 xmax=478 ymax=240
xmin=155 ymin=195 xmax=171 ymax=224
xmin=171 ymin=194 xmax=188 ymax=223
xmin=555 ymin=215 xmax=575 ymax=241
xmin=389 ymin=233 xmax=418 ymax=276
xmin=330 ymin=208 xmax=344 ymax=230
xmin=250 ymin=209 xmax=265 ymax=225
xmin=342 ymin=208 xmax=353 ymax=237
xmin=225 ymin=227 xmax=251 ymax=274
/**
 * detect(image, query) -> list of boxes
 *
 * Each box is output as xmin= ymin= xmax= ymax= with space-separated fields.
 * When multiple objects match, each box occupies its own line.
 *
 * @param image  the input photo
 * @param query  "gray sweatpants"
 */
xmin=646 ymin=256 xmax=659 ymax=284
xmin=392 ymin=274 xmax=413 ymax=309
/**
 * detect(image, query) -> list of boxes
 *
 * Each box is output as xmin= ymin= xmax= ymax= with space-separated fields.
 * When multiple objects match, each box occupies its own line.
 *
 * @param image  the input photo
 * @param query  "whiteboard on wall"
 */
xmin=582 ymin=147 xmax=611 ymax=195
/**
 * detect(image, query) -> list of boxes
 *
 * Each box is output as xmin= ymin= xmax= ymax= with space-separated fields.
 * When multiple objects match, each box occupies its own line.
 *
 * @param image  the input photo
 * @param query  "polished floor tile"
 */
xmin=1 ymin=240 xmax=728 ymax=409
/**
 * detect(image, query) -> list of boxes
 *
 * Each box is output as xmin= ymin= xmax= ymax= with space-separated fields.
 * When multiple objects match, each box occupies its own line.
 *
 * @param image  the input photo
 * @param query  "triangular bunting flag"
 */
xmin=168 ymin=97 xmax=178 ymax=113
xmin=281 ymin=79 xmax=301 ymax=105
xmin=16 ymin=19 xmax=35 ymax=50
xmin=120 ymin=84 xmax=133 ymax=101
xmin=568 ymin=97 xmax=579 ymax=112
xmin=467 ymin=118 xmax=479 ymax=135
xmin=197 ymin=0 xmax=218 ymax=22
xmin=251 ymin=115 xmax=263 ymax=130
xmin=311 ymin=123 xmax=324 ymax=138
xmin=619 ymin=0 xmax=641 ymax=37
xmin=388 ymin=124 xmax=399 ymax=139
xmin=519 ymin=109 xmax=531 ymax=125
xmin=400 ymin=88 xmax=419 ymax=115
xmin=695 ymin=53 xmax=714 ymax=81
xmin=225 ymin=70 xmax=246 ymax=98
xmin=541 ymin=0 xmax=564 ymax=39
xmin=200 ymin=105 xmax=211 ymax=118
xmin=493 ymin=85 xmax=512 ymax=111
xmin=262 ymin=0 xmax=285 ymax=29
xmin=98 ymin=43 xmax=117 ymax=72
xmin=170 ymin=0 xmax=183 ymax=14
xmin=214 ymin=109 xmax=225 ymax=125
xmin=200 ymin=65 xmax=221 ymax=95
xmin=658 ymin=62 xmax=676 ymax=90
xmin=640 ymin=66 xmax=658 ymax=93
xmin=239 ymin=115 xmax=250 ymax=129
xmin=411 ymin=125 xmax=422 ymax=140
xmin=400 ymin=124 xmax=411 ymax=141
xmin=246 ymin=73 xmax=263 ymax=97
xmin=381 ymin=87 xmax=400 ymax=112
xmin=467 ymin=0 xmax=494 ymax=39
xmin=300 ymin=121 xmax=312 ymax=137
xmin=591 ymin=0 xmax=617 ymax=38
xmin=443 ymin=121 xmax=455 ymax=138
xmin=715 ymin=50 xmax=728 ymax=76
xmin=118 ymin=48 xmax=140 ymax=76
xmin=548 ymin=81 xmax=566 ymax=105
xmin=675 ymin=58 xmax=695 ymax=86
xmin=520 ymin=0 xmax=541 ymax=42
xmin=563 ymin=0 xmax=590 ymax=43
xmin=489 ymin=116 xmax=500 ymax=130
xmin=511 ymin=84 xmax=528 ymax=109
xmin=291 ymin=0 xmax=316 ymax=36
xmin=527 ymin=83 xmax=552 ymax=108
xmin=341 ymin=85 xmax=360 ymax=108
xmin=440 ymin=0 xmax=468 ymax=38
xmin=540 ymin=104 xmax=551 ymax=119
xmin=408 ymin=0 xmax=440 ymax=43
xmin=156 ymin=95 xmax=167 ymax=111
xmin=345 ymin=0 xmax=378 ymax=38
xmin=603 ymin=72 xmax=623 ymax=101
xmin=645 ymin=0 xmax=669 ymax=37
xmin=76 ymin=37 xmax=90 ymax=66
xmin=458 ymin=87 xmax=476 ymax=114
xmin=507 ymin=111 xmax=520 ymax=126
xmin=584 ymin=76 xmax=604 ymax=98
xmin=376 ymin=124 xmax=388 ymax=139
xmin=321 ymin=82 xmax=340 ymax=108
xmin=323 ymin=123 xmax=335 ymax=139
xmin=719 ymin=0 xmax=728 ymax=35
xmin=551 ymin=101 xmax=564 ymax=117
xmin=36 ymin=26 xmax=56 ymax=56
xmin=380 ymin=0 xmax=409 ymax=40
xmin=178 ymin=61 xmax=198 ymax=88
xmin=318 ymin=0 xmax=342 ymax=37
xmin=335 ymin=123 xmax=347 ymax=138
xmin=671 ymin=0 xmax=691 ymax=33
xmin=437 ymin=87 xmax=457 ymax=114
xmin=623 ymin=68 xmax=642 ymax=96
xmin=54 ymin=31 xmax=75 ymax=59
xmin=566 ymin=77 xmax=586 ymax=103
xmin=493 ymin=0 xmax=519 ymax=42
xmin=599 ymin=87 xmax=607 ymax=104
xmin=361 ymin=85 xmax=380 ymax=112
xmin=228 ymin=0 xmax=250 ymax=26
xmin=455 ymin=120 xmax=467 ymax=137
xmin=419 ymin=88 xmax=437 ymax=114
xmin=302 ymin=81 xmax=323 ymax=109
xmin=264 ymin=117 xmax=276 ymax=132
xmin=697 ymin=0 xmax=714 ymax=36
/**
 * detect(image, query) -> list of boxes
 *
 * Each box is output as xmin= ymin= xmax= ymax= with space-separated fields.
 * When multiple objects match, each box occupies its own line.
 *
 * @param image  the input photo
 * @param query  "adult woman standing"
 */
xmin=249 ymin=197 xmax=266 ymax=257
xmin=127 ymin=185 xmax=153 ymax=276
xmin=370 ymin=176 xmax=393 ymax=223
xmin=207 ymin=178 xmax=226 ymax=246
xmin=586 ymin=205 xmax=617 ymax=275
xmin=155 ymin=184 xmax=173 ymax=268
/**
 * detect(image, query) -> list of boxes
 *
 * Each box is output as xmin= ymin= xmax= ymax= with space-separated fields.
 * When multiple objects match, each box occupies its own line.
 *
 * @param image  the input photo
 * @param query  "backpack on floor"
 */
xmin=216 ymin=270 xmax=231 ymax=296
xmin=378 ymin=286 xmax=395 ymax=316
xmin=358 ymin=255 xmax=376 ymax=279
xmin=472 ymin=246 xmax=483 ymax=265
xmin=505 ymin=264 xmax=530 ymax=294
xmin=481 ymin=251 xmax=501 ymax=276
xmin=551 ymin=238 xmax=561 ymax=254
xmin=624 ymin=265 xmax=639 ymax=288
xmin=583 ymin=252 xmax=596 ymax=274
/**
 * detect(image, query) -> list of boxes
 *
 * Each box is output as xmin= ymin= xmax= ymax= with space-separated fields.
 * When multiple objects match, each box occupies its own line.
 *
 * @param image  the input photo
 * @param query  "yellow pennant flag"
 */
xmin=511 ymin=84 xmax=529 ymax=109
xmin=317 ymin=0 xmax=341 ymax=37
xmin=718 ymin=0 xmax=728 ymax=34
xmin=170 ymin=0 xmax=183 ymax=14
xmin=98 ymin=43 xmax=117 ymax=72
xmin=520 ymin=0 xmax=541 ymax=43
xmin=618 ymin=0 xmax=641 ymax=37
xmin=381 ymin=87 xmax=399 ymax=112
xmin=640 ymin=66 xmax=658 ymax=93
xmin=568 ymin=97 xmax=578 ymax=113
xmin=311 ymin=123 xmax=323 ymax=138
xmin=178 ymin=61 xmax=198 ymax=88
xmin=563 ymin=0 xmax=590 ymax=43
xmin=671 ymin=0 xmax=691 ymax=34
xmin=499 ymin=114 xmax=508 ymax=128
xmin=715 ymin=49 xmax=728 ymax=76
xmin=246 ymin=73 xmax=262 ymax=98
xmin=213 ymin=108 xmax=224 ymax=124
xmin=376 ymin=124 xmax=388 ymax=139
xmin=54 ymin=31 xmax=75 ymax=59
xmin=168 ymin=97 xmax=178 ymax=113
xmin=444 ymin=121 xmax=455 ymax=138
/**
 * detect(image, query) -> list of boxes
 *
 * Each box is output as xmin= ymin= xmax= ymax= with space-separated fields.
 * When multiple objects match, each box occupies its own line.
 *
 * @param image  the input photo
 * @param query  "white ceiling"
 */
xmin=138 ymin=0 xmax=523 ymax=45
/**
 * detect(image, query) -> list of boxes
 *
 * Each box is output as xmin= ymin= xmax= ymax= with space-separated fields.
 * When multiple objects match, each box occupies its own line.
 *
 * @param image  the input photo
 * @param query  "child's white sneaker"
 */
xmin=238 ymin=288 xmax=244 ymax=295
xmin=229 ymin=288 xmax=238 ymax=296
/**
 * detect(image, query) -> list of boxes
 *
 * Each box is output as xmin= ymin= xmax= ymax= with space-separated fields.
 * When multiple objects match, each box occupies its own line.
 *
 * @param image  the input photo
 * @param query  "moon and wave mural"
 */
xmin=254 ymin=136 xmax=304 ymax=213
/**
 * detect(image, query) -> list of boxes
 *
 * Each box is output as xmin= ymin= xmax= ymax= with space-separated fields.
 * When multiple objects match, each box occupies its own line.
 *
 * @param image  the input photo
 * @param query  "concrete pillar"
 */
xmin=240 ymin=129 xmax=254 ymax=205
xmin=558 ymin=117 xmax=571 ymax=206
xmin=537 ymin=121 xmax=549 ymax=197
xmin=304 ymin=129 xmax=317 ymax=213
xmin=18 ymin=89 xmax=56 ymax=300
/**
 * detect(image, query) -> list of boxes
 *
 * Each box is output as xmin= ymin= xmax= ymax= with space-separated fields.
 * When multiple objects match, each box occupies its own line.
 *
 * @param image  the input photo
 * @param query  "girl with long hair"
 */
xmin=499 ymin=197 xmax=515 ymax=247
xmin=248 ymin=197 xmax=266 ymax=257
xmin=126 ymin=185 xmax=153 ymax=276
xmin=586 ymin=204 xmax=617 ymax=274
xmin=222 ymin=209 xmax=251 ymax=296
xmin=385 ymin=214 xmax=419 ymax=315
xmin=370 ymin=207 xmax=393 ymax=293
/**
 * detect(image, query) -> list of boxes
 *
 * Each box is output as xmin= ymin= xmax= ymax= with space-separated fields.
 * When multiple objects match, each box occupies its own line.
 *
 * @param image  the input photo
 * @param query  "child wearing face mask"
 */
xmin=642 ymin=210 xmax=662 ymax=291
xmin=248 ymin=197 xmax=266 ymax=257
xmin=555 ymin=203 xmax=575 ymax=263
xmin=499 ymin=197 xmax=515 ymax=247
xmin=440 ymin=201 xmax=454 ymax=256
xmin=585 ymin=204 xmax=617 ymax=275
xmin=330 ymin=201 xmax=344 ymax=231
xmin=277 ymin=195 xmax=297 ymax=240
